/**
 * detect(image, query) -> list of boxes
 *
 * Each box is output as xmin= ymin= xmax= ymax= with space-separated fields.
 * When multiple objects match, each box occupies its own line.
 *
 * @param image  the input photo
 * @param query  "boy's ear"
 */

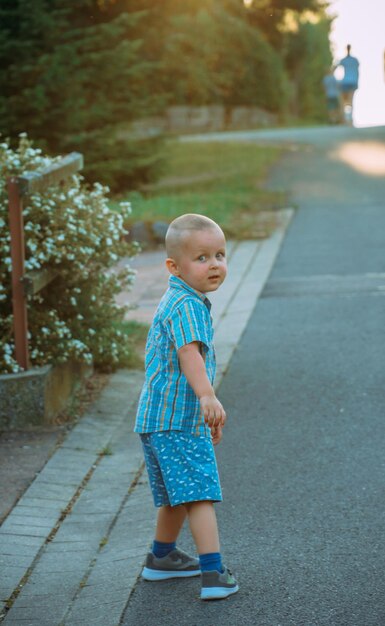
xmin=166 ymin=257 xmax=180 ymax=276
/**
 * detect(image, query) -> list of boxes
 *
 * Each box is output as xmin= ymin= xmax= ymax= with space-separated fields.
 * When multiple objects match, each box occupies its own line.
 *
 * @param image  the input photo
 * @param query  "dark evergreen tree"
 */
xmin=0 ymin=0 xmax=163 ymax=191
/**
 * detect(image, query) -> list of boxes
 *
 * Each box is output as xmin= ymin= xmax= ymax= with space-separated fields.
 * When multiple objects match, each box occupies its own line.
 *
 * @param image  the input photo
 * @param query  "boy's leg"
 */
xmin=143 ymin=504 xmax=200 ymax=581
xmin=185 ymin=500 xmax=239 ymax=601
xmin=151 ymin=504 xmax=188 ymax=558
xmin=155 ymin=504 xmax=187 ymax=543
xmin=184 ymin=501 xmax=219 ymax=554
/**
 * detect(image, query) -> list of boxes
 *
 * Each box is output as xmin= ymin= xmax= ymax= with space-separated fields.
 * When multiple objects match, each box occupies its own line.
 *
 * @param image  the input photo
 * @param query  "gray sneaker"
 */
xmin=142 ymin=548 xmax=200 ymax=581
xmin=200 ymin=567 xmax=239 ymax=600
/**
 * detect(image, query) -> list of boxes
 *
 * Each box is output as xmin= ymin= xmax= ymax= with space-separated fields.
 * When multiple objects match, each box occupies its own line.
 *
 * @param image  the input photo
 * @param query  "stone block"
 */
xmin=3 ymin=514 xmax=57 ymax=530
xmin=3 ymin=602 xmax=68 ymax=624
xmin=16 ymin=576 xmax=78 ymax=596
xmin=249 ymin=106 xmax=277 ymax=127
xmin=32 ymin=551 xmax=92 ymax=575
xmin=3 ymin=613 xmax=53 ymax=626
xmin=0 ymin=361 xmax=92 ymax=429
xmin=0 ymin=540 xmax=41 ymax=557
xmin=0 ymin=524 xmax=50 ymax=538
xmin=230 ymin=106 xmax=253 ymax=129
xmin=0 ymin=587 xmax=14 ymax=601
xmin=0 ymin=564 xmax=25 ymax=592
xmin=24 ymin=482 xmax=74 ymax=502
xmin=127 ymin=221 xmax=153 ymax=245
xmin=0 ymin=535 xmax=43 ymax=550
xmin=63 ymin=604 xmax=125 ymax=626
xmin=165 ymin=106 xmax=190 ymax=130
xmin=151 ymin=221 xmax=168 ymax=243
xmin=118 ymin=116 xmax=166 ymax=139
xmin=15 ymin=497 xmax=65 ymax=511
xmin=229 ymin=106 xmax=277 ymax=129
xmin=0 ymin=554 xmax=32 ymax=569
xmin=166 ymin=105 xmax=225 ymax=132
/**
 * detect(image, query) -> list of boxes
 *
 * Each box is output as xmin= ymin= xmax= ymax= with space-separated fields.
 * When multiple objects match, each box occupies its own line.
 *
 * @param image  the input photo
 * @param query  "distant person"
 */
xmin=336 ymin=44 xmax=359 ymax=124
xmin=323 ymin=68 xmax=341 ymax=124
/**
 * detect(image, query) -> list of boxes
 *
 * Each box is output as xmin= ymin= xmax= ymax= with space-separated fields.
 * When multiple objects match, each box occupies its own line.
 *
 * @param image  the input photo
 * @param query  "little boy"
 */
xmin=134 ymin=213 xmax=239 ymax=601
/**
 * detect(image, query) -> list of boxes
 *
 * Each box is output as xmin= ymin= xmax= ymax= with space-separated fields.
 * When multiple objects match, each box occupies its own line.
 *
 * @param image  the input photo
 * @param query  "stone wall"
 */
xmin=120 ymin=105 xmax=277 ymax=139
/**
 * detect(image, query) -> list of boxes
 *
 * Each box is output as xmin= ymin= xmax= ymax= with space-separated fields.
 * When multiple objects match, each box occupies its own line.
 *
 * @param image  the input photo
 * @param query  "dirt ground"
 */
xmin=0 ymin=427 xmax=66 ymax=523
xmin=0 ymin=372 xmax=110 ymax=524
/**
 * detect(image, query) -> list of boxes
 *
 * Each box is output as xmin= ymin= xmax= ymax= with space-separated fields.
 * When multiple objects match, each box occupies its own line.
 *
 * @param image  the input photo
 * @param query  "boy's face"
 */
xmin=167 ymin=227 xmax=227 ymax=294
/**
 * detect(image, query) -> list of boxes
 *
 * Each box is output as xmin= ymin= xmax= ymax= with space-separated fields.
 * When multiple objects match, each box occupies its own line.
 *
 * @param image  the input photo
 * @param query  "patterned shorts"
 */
xmin=140 ymin=431 xmax=222 ymax=507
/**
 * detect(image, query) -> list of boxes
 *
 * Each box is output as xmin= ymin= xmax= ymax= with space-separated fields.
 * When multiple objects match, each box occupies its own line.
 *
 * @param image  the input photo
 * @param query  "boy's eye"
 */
xmin=198 ymin=255 xmax=206 ymax=262
xmin=216 ymin=252 xmax=224 ymax=260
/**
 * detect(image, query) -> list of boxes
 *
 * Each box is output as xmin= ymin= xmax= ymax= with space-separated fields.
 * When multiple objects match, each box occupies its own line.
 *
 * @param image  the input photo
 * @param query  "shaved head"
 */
xmin=165 ymin=214 xmax=224 ymax=259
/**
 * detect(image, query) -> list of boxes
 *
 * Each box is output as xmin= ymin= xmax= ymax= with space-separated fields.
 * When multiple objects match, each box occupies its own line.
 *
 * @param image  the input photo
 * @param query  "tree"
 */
xmin=285 ymin=15 xmax=333 ymax=119
xmin=244 ymin=0 xmax=326 ymax=49
xmin=0 ymin=1 xmax=163 ymax=191
xmin=160 ymin=5 xmax=288 ymax=112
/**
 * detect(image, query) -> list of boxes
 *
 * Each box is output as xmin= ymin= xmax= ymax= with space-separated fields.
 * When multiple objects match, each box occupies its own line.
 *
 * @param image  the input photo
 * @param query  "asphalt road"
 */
xmin=121 ymin=126 xmax=385 ymax=626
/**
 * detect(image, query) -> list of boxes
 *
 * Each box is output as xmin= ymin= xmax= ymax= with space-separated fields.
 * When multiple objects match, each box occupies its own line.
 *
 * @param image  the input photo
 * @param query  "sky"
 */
xmin=327 ymin=0 xmax=385 ymax=127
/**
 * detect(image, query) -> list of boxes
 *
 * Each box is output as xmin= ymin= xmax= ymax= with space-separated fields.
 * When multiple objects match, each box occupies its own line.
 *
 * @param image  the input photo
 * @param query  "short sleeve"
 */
xmin=168 ymin=299 xmax=211 ymax=352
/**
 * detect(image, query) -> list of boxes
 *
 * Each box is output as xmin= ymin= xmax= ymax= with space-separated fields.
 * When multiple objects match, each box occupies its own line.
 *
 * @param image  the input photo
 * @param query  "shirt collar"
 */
xmin=169 ymin=275 xmax=212 ymax=310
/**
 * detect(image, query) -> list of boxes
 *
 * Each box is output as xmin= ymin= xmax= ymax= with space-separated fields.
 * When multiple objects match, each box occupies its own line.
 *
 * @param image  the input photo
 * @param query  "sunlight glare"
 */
xmin=330 ymin=141 xmax=385 ymax=176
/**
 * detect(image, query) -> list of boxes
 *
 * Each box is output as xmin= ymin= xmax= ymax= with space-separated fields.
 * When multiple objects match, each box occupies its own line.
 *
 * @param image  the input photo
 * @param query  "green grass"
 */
xmin=99 ymin=445 xmax=113 ymax=456
xmin=111 ymin=140 xmax=287 ymax=239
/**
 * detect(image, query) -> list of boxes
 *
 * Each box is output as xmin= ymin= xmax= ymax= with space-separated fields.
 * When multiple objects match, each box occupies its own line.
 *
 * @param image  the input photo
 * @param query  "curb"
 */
xmin=0 ymin=208 xmax=294 ymax=625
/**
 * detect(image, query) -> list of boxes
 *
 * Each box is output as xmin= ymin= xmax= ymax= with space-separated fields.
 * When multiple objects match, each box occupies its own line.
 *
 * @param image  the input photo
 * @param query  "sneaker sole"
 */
xmin=142 ymin=567 xmax=201 ymax=581
xmin=200 ymin=584 xmax=239 ymax=600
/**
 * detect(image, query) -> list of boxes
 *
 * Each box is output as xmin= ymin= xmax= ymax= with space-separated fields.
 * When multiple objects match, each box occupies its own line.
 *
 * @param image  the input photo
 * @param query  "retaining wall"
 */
xmin=0 ymin=361 xmax=92 ymax=429
xmin=121 ymin=105 xmax=278 ymax=139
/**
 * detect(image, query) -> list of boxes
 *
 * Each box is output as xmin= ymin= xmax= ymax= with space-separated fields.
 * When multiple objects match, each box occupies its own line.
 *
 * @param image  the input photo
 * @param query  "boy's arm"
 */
xmin=178 ymin=341 xmax=226 ymax=428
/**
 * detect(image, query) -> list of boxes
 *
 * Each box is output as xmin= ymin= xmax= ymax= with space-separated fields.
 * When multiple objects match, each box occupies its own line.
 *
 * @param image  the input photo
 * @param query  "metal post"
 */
xmin=7 ymin=177 xmax=29 ymax=369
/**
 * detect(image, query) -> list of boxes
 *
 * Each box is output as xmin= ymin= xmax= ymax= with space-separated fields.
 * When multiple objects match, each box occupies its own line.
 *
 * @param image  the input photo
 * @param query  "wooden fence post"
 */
xmin=7 ymin=178 xmax=29 ymax=369
xmin=6 ymin=152 xmax=83 ymax=370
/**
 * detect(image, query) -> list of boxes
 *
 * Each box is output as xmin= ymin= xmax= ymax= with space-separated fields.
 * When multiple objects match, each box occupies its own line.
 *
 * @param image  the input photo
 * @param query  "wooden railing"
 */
xmin=6 ymin=152 xmax=83 ymax=370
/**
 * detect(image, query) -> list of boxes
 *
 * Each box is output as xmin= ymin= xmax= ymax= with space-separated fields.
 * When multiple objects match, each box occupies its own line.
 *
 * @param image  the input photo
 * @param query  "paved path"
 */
xmin=0 ymin=210 xmax=292 ymax=625
xmin=122 ymin=125 xmax=385 ymax=626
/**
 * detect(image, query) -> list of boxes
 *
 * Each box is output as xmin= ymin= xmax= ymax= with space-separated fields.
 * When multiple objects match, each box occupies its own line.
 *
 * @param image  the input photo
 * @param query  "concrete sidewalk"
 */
xmin=0 ymin=209 xmax=293 ymax=626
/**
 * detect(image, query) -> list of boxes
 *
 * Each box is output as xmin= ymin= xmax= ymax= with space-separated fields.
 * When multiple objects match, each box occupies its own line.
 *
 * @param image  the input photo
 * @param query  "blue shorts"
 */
xmin=140 ymin=431 xmax=222 ymax=507
xmin=340 ymin=83 xmax=358 ymax=93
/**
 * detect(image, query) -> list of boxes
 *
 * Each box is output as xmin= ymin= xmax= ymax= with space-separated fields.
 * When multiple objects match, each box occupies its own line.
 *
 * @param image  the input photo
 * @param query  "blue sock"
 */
xmin=199 ymin=552 xmax=223 ymax=573
xmin=152 ymin=540 xmax=176 ymax=558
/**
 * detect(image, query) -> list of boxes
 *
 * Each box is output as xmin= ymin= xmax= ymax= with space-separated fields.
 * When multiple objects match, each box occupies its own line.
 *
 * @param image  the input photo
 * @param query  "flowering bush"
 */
xmin=0 ymin=134 xmax=138 ymax=374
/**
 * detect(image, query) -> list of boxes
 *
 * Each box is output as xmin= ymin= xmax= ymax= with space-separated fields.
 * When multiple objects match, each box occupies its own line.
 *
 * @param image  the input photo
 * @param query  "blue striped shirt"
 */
xmin=134 ymin=276 xmax=215 ymax=436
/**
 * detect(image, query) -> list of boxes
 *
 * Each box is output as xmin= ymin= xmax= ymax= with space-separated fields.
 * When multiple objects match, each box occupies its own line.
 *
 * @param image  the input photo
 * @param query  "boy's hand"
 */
xmin=200 ymin=394 xmax=226 ymax=428
xmin=211 ymin=424 xmax=223 ymax=445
